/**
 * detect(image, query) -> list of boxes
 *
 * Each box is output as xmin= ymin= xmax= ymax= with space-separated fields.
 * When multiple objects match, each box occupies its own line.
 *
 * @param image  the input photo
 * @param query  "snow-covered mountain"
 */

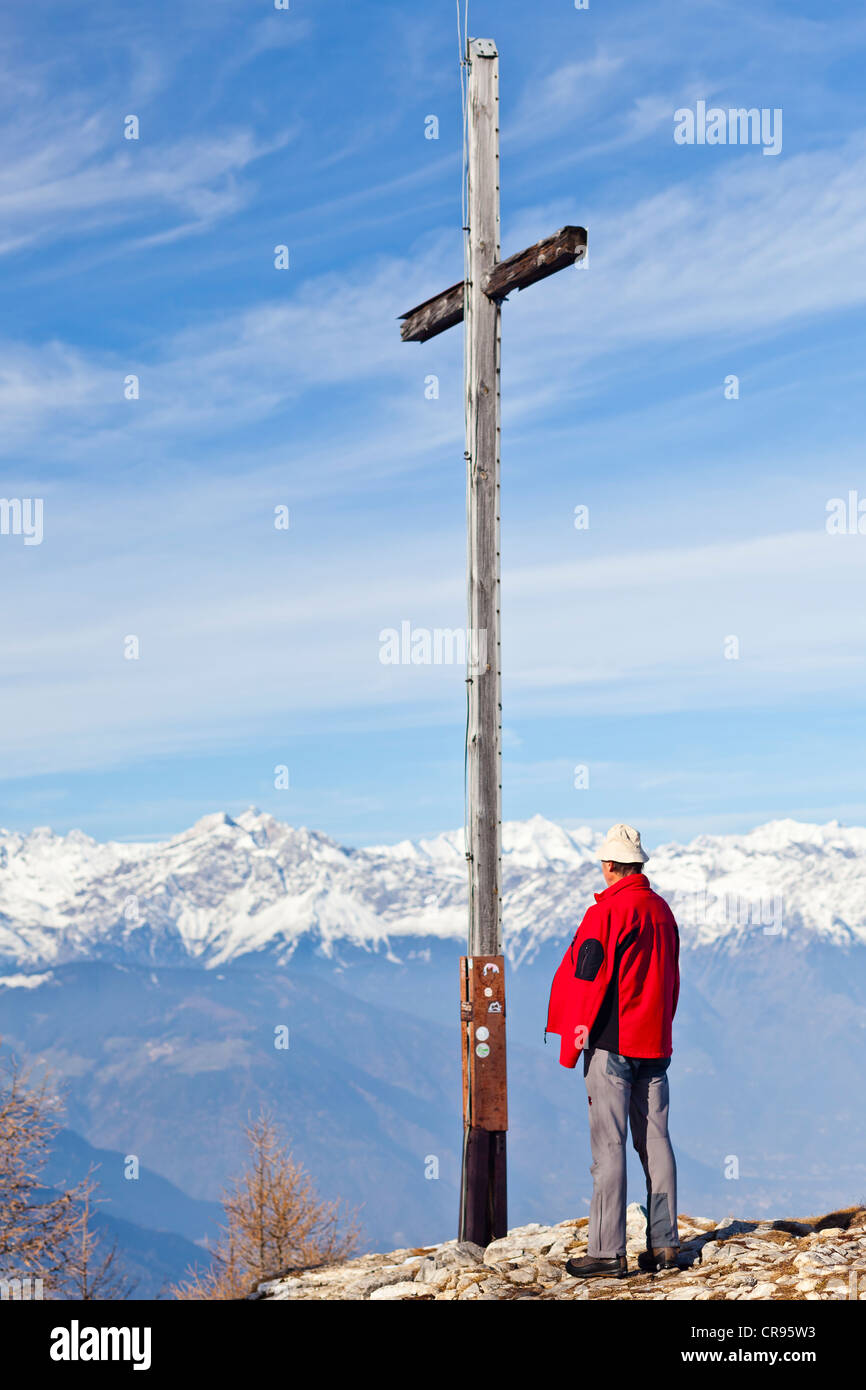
xmin=2 ymin=809 xmax=865 ymax=1257
xmin=1 ymin=809 xmax=866 ymax=973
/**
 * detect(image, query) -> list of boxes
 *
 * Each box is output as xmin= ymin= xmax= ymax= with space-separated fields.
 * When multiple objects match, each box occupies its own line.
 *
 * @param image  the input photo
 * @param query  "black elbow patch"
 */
xmin=575 ymin=938 xmax=604 ymax=981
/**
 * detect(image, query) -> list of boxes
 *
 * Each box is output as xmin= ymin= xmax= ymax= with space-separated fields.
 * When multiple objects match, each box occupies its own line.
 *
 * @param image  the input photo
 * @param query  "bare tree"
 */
xmin=0 ymin=1047 xmax=137 ymax=1300
xmin=0 ymin=1049 xmax=90 ymax=1286
xmin=55 ymin=1190 xmax=138 ymax=1301
xmin=174 ymin=1111 xmax=361 ymax=1299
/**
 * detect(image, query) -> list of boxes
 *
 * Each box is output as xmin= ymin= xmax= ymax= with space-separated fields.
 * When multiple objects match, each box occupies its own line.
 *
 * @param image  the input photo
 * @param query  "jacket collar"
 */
xmin=594 ymin=872 xmax=649 ymax=905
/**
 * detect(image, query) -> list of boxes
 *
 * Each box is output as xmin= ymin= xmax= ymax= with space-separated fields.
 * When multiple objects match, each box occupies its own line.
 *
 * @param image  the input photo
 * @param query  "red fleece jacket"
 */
xmin=545 ymin=873 xmax=680 ymax=1068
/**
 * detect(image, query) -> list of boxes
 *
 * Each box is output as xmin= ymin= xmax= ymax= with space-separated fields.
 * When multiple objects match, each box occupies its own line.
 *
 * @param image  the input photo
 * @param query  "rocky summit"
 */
xmin=253 ymin=1203 xmax=866 ymax=1301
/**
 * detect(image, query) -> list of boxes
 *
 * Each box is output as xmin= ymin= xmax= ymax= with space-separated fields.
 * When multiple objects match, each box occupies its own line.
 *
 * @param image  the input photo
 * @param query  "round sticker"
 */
xmin=484 ymin=987 xmax=493 ymax=997
xmin=476 ymin=1026 xmax=490 ymax=1041
xmin=475 ymin=1042 xmax=490 ymax=1058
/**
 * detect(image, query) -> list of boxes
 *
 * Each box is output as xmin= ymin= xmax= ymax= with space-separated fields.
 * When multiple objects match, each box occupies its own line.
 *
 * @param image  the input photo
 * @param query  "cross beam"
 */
xmin=399 ymin=225 xmax=587 ymax=342
xmin=398 ymin=36 xmax=587 ymax=1249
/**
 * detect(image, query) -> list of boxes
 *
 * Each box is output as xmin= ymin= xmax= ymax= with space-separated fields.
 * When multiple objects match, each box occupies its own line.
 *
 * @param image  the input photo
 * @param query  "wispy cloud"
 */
xmin=6 ymin=120 xmax=866 ymax=478
xmin=3 ymin=0 xmax=866 ymax=842
xmin=0 ymin=46 xmax=290 ymax=260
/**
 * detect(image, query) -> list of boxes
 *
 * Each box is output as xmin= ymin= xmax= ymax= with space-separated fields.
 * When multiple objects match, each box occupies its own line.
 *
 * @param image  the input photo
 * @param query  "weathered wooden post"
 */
xmin=398 ymin=36 xmax=587 ymax=1245
xmin=459 ymin=36 xmax=508 ymax=1247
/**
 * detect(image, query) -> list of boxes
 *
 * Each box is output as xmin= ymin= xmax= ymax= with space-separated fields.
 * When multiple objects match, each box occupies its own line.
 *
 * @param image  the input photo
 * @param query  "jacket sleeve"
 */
xmin=546 ymin=903 xmax=618 ymax=1069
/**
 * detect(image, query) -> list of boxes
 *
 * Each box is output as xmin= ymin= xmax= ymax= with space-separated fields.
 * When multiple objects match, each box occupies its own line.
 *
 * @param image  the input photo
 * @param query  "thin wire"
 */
xmin=458 ymin=1 xmax=473 ymax=902
xmin=457 ymin=0 xmax=469 ymax=234
xmin=457 ymin=5 xmax=477 ymax=1238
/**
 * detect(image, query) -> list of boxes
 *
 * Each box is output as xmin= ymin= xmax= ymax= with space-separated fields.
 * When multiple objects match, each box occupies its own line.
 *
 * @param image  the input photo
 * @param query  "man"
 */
xmin=545 ymin=823 xmax=680 ymax=1279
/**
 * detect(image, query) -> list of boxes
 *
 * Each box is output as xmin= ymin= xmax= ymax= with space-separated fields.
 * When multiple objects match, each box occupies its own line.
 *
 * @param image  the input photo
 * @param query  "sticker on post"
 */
xmin=475 ymin=1042 xmax=490 ymax=1058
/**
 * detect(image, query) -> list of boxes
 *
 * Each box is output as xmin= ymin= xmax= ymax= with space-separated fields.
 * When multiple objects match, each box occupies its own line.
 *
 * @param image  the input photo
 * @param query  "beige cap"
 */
xmin=597 ymin=822 xmax=648 ymax=864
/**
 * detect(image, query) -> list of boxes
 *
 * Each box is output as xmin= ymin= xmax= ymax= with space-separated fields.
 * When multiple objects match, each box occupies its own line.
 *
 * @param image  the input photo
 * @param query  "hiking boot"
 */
xmin=565 ymin=1254 xmax=629 ymax=1279
xmin=637 ymin=1246 xmax=680 ymax=1273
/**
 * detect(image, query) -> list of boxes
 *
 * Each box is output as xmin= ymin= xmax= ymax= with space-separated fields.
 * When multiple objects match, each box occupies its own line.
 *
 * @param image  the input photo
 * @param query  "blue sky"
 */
xmin=2 ymin=0 xmax=866 ymax=848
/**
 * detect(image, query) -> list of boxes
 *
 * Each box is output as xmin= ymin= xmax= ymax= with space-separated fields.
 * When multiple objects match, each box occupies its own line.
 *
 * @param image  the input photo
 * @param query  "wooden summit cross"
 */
xmin=399 ymin=37 xmax=587 ymax=1247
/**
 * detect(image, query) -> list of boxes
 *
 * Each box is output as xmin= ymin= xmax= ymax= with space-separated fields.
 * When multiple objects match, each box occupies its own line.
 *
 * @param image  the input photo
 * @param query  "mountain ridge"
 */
xmin=2 ymin=810 xmax=866 ymax=973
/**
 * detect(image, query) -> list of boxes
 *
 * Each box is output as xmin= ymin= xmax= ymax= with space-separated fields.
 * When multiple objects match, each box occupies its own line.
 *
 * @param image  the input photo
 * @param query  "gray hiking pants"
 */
xmin=582 ymin=1046 xmax=679 ymax=1258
